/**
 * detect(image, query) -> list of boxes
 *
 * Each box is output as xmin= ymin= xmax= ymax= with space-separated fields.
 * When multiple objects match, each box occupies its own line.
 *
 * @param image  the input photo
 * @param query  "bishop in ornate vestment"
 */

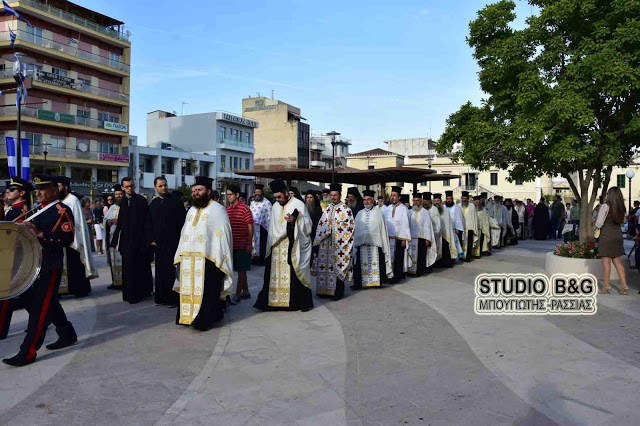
xmin=383 ymin=186 xmax=412 ymax=284
xmin=433 ymin=193 xmax=458 ymax=268
xmin=423 ymin=192 xmax=441 ymax=270
xmin=351 ymin=189 xmax=393 ymax=290
xmin=406 ymin=193 xmax=437 ymax=276
xmin=460 ymin=191 xmax=478 ymax=262
xmin=254 ymin=179 xmax=313 ymax=311
xmin=104 ymin=184 xmax=124 ymax=290
xmin=312 ymin=183 xmax=354 ymax=300
xmin=174 ymin=177 xmax=234 ymax=330
xmin=57 ymin=177 xmax=98 ymax=297
xmin=250 ymin=184 xmax=272 ymax=265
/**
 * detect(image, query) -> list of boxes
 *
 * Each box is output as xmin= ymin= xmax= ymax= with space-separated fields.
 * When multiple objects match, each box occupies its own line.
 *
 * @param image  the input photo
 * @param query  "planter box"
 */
xmin=544 ymin=252 xmax=628 ymax=281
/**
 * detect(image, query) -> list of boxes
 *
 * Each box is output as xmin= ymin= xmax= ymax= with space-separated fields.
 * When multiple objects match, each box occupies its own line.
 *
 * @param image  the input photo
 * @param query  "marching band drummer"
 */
xmin=0 ymin=176 xmax=33 ymax=340
xmin=2 ymin=175 xmax=78 ymax=367
xmin=4 ymin=176 xmax=32 ymax=222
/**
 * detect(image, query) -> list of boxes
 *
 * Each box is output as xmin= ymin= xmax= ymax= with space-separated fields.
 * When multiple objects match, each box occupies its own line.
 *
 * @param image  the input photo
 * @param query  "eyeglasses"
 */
xmin=7 ymin=187 xmax=18 ymax=192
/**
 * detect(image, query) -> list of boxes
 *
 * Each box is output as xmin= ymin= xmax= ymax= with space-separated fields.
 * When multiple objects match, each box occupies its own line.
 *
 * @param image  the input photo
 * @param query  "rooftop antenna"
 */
xmin=271 ymin=89 xmax=274 ymax=100
xmin=181 ymin=101 xmax=188 ymax=115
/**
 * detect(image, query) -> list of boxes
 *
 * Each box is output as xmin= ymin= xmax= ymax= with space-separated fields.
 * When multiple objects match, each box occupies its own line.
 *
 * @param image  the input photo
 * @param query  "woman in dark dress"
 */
xmin=596 ymin=187 xmax=628 ymax=295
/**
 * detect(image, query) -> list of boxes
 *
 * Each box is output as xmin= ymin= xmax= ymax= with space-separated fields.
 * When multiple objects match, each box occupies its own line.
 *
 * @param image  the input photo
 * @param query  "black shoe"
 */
xmin=2 ymin=353 xmax=35 ymax=367
xmin=107 ymin=284 xmax=122 ymax=290
xmin=46 ymin=336 xmax=78 ymax=351
xmin=240 ymin=293 xmax=251 ymax=300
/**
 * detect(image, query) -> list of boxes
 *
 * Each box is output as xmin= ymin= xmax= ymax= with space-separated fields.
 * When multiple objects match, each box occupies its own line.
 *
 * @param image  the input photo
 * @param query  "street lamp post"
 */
xmin=326 ymin=131 xmax=340 ymax=184
xmin=42 ymin=142 xmax=52 ymax=173
xmin=427 ymin=155 xmax=433 ymax=192
xmin=626 ymin=170 xmax=635 ymax=212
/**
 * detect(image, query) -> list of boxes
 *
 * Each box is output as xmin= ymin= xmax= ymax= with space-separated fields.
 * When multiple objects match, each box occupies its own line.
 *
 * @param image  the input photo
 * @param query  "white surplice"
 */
xmin=103 ymin=204 xmax=122 ymax=287
xmin=354 ymin=205 xmax=393 ymax=286
xmin=250 ymin=198 xmax=272 ymax=258
xmin=406 ymin=207 xmax=437 ymax=273
xmin=383 ymin=202 xmax=412 ymax=268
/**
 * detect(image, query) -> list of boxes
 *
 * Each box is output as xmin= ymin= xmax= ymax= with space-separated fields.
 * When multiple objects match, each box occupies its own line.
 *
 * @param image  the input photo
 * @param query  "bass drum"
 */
xmin=0 ymin=221 xmax=42 ymax=301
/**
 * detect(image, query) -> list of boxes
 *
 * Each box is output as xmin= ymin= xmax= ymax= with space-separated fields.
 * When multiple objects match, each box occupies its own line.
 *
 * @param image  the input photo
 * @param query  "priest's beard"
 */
xmin=462 ymin=201 xmax=469 ymax=208
xmin=445 ymin=201 xmax=454 ymax=208
xmin=115 ymin=198 xmax=123 ymax=206
xmin=364 ymin=202 xmax=374 ymax=210
xmin=437 ymin=205 xmax=444 ymax=214
xmin=306 ymin=201 xmax=316 ymax=215
xmin=347 ymin=200 xmax=357 ymax=209
xmin=192 ymin=194 xmax=210 ymax=208
xmin=58 ymin=188 xmax=68 ymax=201
xmin=475 ymin=204 xmax=483 ymax=212
xmin=254 ymin=194 xmax=263 ymax=202
xmin=412 ymin=204 xmax=421 ymax=211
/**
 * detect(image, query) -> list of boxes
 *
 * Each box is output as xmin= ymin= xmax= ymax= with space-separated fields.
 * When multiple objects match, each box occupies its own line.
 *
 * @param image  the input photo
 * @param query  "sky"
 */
xmin=81 ymin=0 xmax=534 ymax=153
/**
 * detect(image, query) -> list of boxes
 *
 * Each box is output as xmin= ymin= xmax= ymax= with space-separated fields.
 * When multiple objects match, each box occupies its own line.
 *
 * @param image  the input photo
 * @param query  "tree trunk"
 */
xmin=580 ymin=198 xmax=595 ymax=243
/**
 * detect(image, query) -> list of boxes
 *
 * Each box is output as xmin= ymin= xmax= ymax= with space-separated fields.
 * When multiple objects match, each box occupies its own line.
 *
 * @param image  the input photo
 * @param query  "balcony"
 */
xmin=310 ymin=160 xmax=325 ymax=168
xmin=0 ymin=29 xmax=130 ymax=73
xmin=0 ymin=106 xmax=127 ymax=134
xmin=0 ymin=143 xmax=128 ymax=163
xmin=311 ymin=142 xmax=325 ymax=151
xmin=217 ymin=138 xmax=255 ymax=153
xmin=20 ymin=0 xmax=130 ymax=42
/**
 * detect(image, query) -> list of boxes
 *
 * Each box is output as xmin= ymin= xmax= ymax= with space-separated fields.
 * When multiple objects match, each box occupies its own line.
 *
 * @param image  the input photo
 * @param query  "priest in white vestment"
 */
xmin=493 ymin=195 xmax=509 ymax=248
xmin=423 ymin=192 xmax=441 ymax=268
xmin=473 ymin=195 xmax=492 ymax=257
xmin=460 ymin=191 xmax=479 ymax=262
xmin=444 ymin=190 xmax=465 ymax=259
xmin=174 ymin=177 xmax=234 ymax=330
xmin=406 ymin=193 xmax=437 ymax=276
xmin=352 ymin=189 xmax=393 ymax=289
xmin=312 ymin=183 xmax=355 ymax=300
xmin=383 ymin=186 xmax=412 ymax=284
xmin=254 ymin=179 xmax=313 ymax=311
xmin=433 ymin=193 xmax=459 ymax=267
xmin=104 ymin=184 xmax=124 ymax=290
xmin=250 ymin=184 xmax=272 ymax=265
xmin=57 ymin=177 xmax=97 ymax=297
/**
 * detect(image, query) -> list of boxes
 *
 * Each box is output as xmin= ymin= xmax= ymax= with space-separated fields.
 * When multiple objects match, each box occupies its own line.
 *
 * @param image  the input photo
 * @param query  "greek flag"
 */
xmin=14 ymin=53 xmax=27 ymax=108
xmin=9 ymin=27 xmax=16 ymax=47
xmin=5 ymin=137 xmax=29 ymax=180
xmin=2 ymin=1 xmax=31 ymax=25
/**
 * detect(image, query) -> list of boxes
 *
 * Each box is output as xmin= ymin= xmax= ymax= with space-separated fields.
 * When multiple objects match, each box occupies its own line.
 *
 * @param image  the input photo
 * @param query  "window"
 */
xmin=617 ymin=174 xmax=626 ymax=188
xmin=220 ymin=155 xmax=226 ymax=171
xmin=76 ymin=109 xmax=90 ymax=126
xmin=233 ymin=157 xmax=238 ymax=170
xmin=109 ymin=52 xmax=121 ymax=67
xmin=24 ymin=63 xmax=42 ymax=74
xmin=98 ymin=112 xmax=117 ymax=123
xmin=199 ymin=163 xmax=208 ymax=176
xmin=76 ymin=138 xmax=90 ymax=152
xmin=70 ymin=167 xmax=91 ymax=181
xmin=515 ymin=180 xmax=523 ymax=186
xmin=99 ymin=141 xmax=118 ymax=154
xmin=50 ymin=136 xmax=65 ymax=149
xmin=230 ymin=128 xmax=239 ymax=141
xmin=245 ymin=158 xmax=250 ymax=169
xmin=78 ymin=78 xmax=91 ymax=92
xmin=219 ymin=126 xmax=227 ymax=140
xmin=490 ymin=172 xmax=498 ymax=186
xmin=25 ymin=25 xmax=43 ymax=45
xmin=161 ymin=160 xmax=174 ymax=175
xmin=25 ymin=133 xmax=42 ymax=147
xmin=52 ymin=68 xmax=67 ymax=77
xmin=443 ymin=171 xmax=451 ymax=187
xmin=97 ymin=169 xmax=118 ymax=183
xmin=368 ymin=165 xmax=375 ymax=170
xmin=244 ymin=132 xmax=251 ymax=144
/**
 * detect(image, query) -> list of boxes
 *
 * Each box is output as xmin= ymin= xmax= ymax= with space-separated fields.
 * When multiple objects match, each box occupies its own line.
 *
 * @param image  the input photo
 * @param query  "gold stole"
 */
xmin=110 ymin=206 xmax=123 ymax=287
xmin=178 ymin=208 xmax=208 ymax=325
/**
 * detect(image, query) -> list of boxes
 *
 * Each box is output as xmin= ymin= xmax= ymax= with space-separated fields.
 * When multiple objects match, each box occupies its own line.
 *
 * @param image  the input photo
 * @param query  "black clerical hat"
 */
xmin=401 ymin=194 xmax=410 ymax=204
xmin=193 ymin=176 xmax=213 ymax=189
xmin=377 ymin=196 xmax=383 ymax=200
xmin=269 ymin=179 xmax=287 ymax=194
xmin=7 ymin=176 xmax=32 ymax=192
xmin=504 ymin=198 xmax=512 ymax=203
xmin=412 ymin=192 xmax=421 ymax=199
xmin=433 ymin=193 xmax=442 ymax=200
xmin=322 ymin=188 xmax=330 ymax=194
xmin=57 ymin=176 xmax=71 ymax=187
xmin=461 ymin=191 xmax=469 ymax=198
xmin=112 ymin=184 xmax=123 ymax=192
xmin=255 ymin=184 xmax=264 ymax=190
xmin=363 ymin=189 xmax=375 ymax=197
xmin=494 ymin=195 xmax=502 ymax=200
xmin=304 ymin=189 xmax=315 ymax=196
xmin=391 ymin=186 xmax=402 ymax=194
xmin=480 ymin=192 xmax=488 ymax=198
xmin=347 ymin=187 xmax=360 ymax=197
xmin=32 ymin=174 xmax=58 ymax=188
xmin=445 ymin=190 xmax=454 ymax=197
xmin=473 ymin=195 xmax=481 ymax=201
xmin=329 ymin=183 xmax=342 ymax=192
xmin=422 ymin=192 xmax=432 ymax=201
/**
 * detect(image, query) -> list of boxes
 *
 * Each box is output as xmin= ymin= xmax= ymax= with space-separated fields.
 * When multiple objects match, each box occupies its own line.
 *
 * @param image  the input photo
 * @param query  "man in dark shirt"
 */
xmin=149 ymin=177 xmax=187 ymax=306
xmin=3 ymin=174 xmax=78 ymax=367
xmin=550 ymin=195 xmax=564 ymax=240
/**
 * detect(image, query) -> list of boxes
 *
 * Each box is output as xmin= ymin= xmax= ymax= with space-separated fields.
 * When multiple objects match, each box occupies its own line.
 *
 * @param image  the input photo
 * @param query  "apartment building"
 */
xmin=0 ymin=0 xmax=131 ymax=196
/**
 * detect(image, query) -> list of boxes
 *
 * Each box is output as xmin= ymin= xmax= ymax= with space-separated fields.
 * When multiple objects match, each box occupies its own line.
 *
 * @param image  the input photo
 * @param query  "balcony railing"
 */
xmin=0 ymin=106 xmax=124 ymax=133
xmin=219 ymin=167 xmax=235 ymax=173
xmin=218 ymin=138 xmax=254 ymax=149
xmin=0 ymin=143 xmax=126 ymax=161
xmin=310 ymin=142 xmax=325 ymax=151
xmin=0 ymin=30 xmax=130 ymax=73
xmin=21 ymin=0 xmax=130 ymax=42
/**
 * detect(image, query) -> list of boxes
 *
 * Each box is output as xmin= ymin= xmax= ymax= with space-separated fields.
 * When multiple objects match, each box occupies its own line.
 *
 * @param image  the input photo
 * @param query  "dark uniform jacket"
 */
xmin=30 ymin=202 xmax=75 ymax=271
xmin=5 ymin=201 xmax=29 ymax=222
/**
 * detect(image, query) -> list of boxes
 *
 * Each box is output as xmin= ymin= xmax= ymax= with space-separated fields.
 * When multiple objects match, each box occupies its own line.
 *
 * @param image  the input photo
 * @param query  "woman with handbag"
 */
xmin=595 ymin=187 xmax=628 ymax=295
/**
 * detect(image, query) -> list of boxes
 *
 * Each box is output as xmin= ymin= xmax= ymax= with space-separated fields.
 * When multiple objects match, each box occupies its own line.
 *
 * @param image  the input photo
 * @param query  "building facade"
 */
xmin=146 ymin=110 xmax=256 ymax=194
xmin=310 ymin=133 xmax=351 ymax=169
xmin=242 ymin=96 xmax=309 ymax=170
xmin=0 ymin=0 xmax=130 ymax=197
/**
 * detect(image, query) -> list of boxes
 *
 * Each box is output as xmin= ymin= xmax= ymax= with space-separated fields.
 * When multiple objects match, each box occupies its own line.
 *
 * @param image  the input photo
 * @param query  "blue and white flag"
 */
xmin=2 ymin=1 xmax=31 ymax=25
xmin=68 ymin=37 xmax=78 ymax=44
xmin=14 ymin=53 xmax=27 ymax=108
xmin=9 ymin=27 xmax=16 ymax=47
xmin=5 ymin=137 xmax=30 ymax=180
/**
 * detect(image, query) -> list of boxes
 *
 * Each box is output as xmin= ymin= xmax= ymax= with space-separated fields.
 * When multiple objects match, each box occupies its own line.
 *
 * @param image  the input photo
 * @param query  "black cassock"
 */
xmin=149 ymin=193 xmax=186 ymax=305
xmin=112 ymin=193 xmax=153 ymax=304
xmin=176 ymin=260 xmax=227 ymax=330
xmin=437 ymin=238 xmax=455 ymax=268
xmin=532 ymin=203 xmax=550 ymax=240
xmin=254 ymin=219 xmax=313 ymax=311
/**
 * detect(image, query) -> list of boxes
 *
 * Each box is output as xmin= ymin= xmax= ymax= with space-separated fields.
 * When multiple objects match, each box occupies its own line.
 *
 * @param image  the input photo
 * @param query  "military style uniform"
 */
xmin=3 ymin=175 xmax=78 ymax=367
xmin=4 ymin=200 xmax=28 ymax=222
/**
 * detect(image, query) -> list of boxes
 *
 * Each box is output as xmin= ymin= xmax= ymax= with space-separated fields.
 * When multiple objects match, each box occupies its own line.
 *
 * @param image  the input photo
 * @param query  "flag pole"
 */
xmin=16 ymin=87 xmax=21 ymax=173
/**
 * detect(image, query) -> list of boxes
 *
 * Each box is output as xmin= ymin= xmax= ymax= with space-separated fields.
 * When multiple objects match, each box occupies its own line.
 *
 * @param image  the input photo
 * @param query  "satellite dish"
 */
xmin=78 ymin=142 xmax=88 ymax=152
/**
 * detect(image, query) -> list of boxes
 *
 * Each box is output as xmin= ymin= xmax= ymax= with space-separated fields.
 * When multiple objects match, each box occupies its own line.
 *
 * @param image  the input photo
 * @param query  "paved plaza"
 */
xmin=1 ymin=239 xmax=639 ymax=425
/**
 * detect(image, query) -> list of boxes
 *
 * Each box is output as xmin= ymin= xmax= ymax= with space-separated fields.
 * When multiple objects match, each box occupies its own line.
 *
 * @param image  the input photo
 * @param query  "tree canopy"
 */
xmin=437 ymin=0 xmax=640 ymax=241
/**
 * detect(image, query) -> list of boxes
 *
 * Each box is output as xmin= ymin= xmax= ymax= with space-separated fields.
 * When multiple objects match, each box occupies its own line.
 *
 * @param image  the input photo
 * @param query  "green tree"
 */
xmin=437 ymin=0 xmax=640 ymax=243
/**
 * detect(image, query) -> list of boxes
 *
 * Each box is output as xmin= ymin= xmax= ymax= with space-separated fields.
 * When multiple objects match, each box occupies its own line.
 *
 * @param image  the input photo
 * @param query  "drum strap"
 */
xmin=24 ymin=201 xmax=59 ymax=223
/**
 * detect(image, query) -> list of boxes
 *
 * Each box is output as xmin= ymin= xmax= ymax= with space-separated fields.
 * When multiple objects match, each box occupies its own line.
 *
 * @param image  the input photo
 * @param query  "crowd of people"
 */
xmin=1 ymin=173 xmax=635 ymax=366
